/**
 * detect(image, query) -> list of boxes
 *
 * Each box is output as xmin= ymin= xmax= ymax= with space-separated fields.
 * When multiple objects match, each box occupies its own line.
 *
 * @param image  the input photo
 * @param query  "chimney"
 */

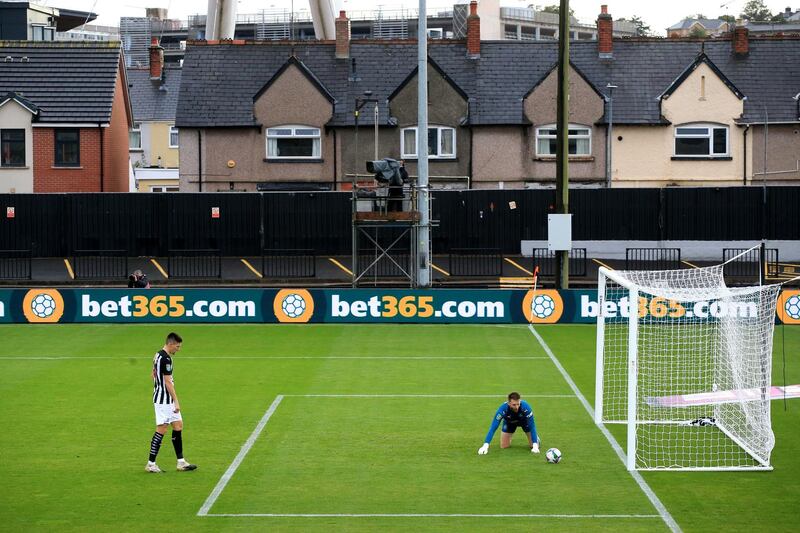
xmin=733 ymin=26 xmax=749 ymax=56
xmin=597 ymin=4 xmax=613 ymax=59
xmin=466 ymin=0 xmax=480 ymax=58
xmin=335 ymin=11 xmax=350 ymax=59
xmin=149 ymin=37 xmax=164 ymax=80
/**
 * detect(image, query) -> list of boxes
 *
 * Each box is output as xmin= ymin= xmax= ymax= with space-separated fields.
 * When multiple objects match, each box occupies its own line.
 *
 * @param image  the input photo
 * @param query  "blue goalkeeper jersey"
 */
xmin=483 ymin=400 xmax=538 ymax=444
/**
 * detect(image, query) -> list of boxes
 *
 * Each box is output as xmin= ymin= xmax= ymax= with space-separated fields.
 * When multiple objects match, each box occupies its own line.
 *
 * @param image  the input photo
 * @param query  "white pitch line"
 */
xmin=205 ymin=513 xmax=661 ymax=519
xmin=0 ymin=356 xmax=549 ymax=361
xmin=527 ymin=324 xmax=680 ymax=533
xmin=197 ymin=395 xmax=284 ymax=517
xmin=286 ymin=394 xmax=576 ymax=398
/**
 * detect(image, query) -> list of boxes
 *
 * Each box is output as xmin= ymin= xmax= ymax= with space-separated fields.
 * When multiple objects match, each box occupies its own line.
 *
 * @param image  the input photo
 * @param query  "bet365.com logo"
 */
xmin=22 ymin=289 xmax=65 ymax=323
xmin=273 ymin=289 xmax=315 ymax=323
xmin=522 ymin=290 xmax=564 ymax=324
xmin=778 ymin=290 xmax=800 ymax=325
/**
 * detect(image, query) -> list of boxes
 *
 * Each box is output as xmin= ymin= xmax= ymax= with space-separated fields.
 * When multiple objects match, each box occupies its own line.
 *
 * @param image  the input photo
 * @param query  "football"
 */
xmin=545 ymin=447 xmax=562 ymax=464
xmin=281 ymin=293 xmax=306 ymax=318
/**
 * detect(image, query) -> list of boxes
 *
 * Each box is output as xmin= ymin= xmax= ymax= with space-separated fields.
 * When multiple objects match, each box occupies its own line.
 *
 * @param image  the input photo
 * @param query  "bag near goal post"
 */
xmin=594 ymin=264 xmax=781 ymax=471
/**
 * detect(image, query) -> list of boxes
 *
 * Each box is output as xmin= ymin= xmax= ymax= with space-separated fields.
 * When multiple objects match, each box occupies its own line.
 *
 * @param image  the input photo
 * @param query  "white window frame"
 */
xmin=535 ymin=123 xmax=592 ymax=157
xmin=400 ymin=126 xmax=456 ymax=159
xmin=673 ymin=123 xmax=729 ymax=157
xmin=266 ymin=125 xmax=321 ymax=159
xmin=150 ymin=185 xmax=179 ymax=192
xmin=169 ymin=125 xmax=179 ymax=148
xmin=129 ymin=122 xmax=142 ymax=150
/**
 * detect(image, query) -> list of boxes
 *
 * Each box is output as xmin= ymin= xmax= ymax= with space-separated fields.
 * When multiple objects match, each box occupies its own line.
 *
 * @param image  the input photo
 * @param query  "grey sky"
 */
xmin=54 ymin=0 xmax=796 ymax=36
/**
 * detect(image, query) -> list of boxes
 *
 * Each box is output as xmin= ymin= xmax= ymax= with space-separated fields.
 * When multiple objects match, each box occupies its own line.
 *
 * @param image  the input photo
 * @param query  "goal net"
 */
xmin=595 ymin=264 xmax=781 ymax=471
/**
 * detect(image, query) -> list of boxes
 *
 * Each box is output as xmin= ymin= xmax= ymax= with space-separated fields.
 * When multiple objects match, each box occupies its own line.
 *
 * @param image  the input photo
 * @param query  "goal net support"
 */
xmin=595 ymin=264 xmax=781 ymax=471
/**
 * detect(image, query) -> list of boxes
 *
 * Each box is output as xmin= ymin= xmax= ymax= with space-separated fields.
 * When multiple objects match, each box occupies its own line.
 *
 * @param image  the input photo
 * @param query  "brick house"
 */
xmin=175 ymin=5 xmax=800 ymax=190
xmin=0 ymin=41 xmax=133 ymax=193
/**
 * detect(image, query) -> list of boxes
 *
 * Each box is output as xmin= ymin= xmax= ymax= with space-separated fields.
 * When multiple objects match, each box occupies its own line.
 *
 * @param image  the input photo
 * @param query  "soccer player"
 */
xmin=145 ymin=332 xmax=197 ymax=473
xmin=478 ymin=392 xmax=540 ymax=455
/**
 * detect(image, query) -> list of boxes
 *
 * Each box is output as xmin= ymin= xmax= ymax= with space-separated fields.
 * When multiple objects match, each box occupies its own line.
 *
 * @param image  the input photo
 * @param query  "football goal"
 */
xmin=595 ymin=262 xmax=781 ymax=471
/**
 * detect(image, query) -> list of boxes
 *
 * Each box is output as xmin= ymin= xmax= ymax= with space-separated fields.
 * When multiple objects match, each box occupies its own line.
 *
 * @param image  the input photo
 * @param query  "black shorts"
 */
xmin=502 ymin=421 xmax=531 ymax=434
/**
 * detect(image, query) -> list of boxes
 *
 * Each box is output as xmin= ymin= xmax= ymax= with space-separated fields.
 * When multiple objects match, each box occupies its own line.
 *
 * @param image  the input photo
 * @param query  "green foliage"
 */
xmin=742 ymin=0 xmax=773 ymax=21
xmin=536 ymin=4 xmax=576 ymax=18
xmin=689 ymin=26 xmax=709 ymax=38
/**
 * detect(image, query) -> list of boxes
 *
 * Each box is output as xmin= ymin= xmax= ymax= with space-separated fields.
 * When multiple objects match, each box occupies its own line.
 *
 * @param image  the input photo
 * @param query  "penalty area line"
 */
xmin=527 ymin=324 xmax=681 ymax=533
xmin=197 ymin=395 xmax=284 ymax=517
xmin=204 ymin=513 xmax=661 ymax=519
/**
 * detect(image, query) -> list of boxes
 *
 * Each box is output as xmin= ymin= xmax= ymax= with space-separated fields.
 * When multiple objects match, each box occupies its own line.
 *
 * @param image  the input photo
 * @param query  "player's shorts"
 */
xmin=502 ymin=421 xmax=532 ymax=434
xmin=154 ymin=403 xmax=182 ymax=425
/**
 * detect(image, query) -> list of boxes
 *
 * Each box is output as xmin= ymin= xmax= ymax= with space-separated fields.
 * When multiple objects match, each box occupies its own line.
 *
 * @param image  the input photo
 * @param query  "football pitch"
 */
xmin=0 ymin=323 xmax=798 ymax=532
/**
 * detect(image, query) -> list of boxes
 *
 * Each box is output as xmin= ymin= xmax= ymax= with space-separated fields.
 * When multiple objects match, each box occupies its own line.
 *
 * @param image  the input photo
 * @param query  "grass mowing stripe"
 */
xmin=285 ymin=394 xmax=577 ymax=398
xmin=198 ymin=395 xmax=284 ymax=517
xmin=0 ymin=355 xmax=550 ymax=360
xmin=205 ymin=513 xmax=662 ymax=518
xmin=527 ymin=324 xmax=681 ymax=533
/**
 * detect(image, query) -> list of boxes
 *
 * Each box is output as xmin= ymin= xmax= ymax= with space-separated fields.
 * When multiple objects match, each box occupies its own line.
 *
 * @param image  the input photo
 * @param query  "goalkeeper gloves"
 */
xmin=478 ymin=443 xmax=489 ymax=455
xmin=531 ymin=442 xmax=540 ymax=454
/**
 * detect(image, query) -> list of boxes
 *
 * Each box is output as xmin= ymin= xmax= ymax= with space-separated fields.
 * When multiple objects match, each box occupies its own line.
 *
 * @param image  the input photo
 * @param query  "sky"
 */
xmin=45 ymin=0 xmax=797 ymax=36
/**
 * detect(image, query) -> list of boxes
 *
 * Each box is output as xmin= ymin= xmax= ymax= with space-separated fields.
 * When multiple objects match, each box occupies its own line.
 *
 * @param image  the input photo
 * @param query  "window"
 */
xmin=266 ymin=125 xmax=321 ymax=159
xmin=400 ymin=126 xmax=456 ymax=159
xmin=535 ymin=124 xmax=591 ymax=156
xmin=129 ymin=123 xmax=141 ymax=150
xmin=674 ymin=124 xmax=729 ymax=157
xmin=150 ymin=186 xmax=179 ymax=192
xmin=54 ymin=129 xmax=80 ymax=166
xmin=169 ymin=126 xmax=179 ymax=148
xmin=1 ymin=129 xmax=25 ymax=167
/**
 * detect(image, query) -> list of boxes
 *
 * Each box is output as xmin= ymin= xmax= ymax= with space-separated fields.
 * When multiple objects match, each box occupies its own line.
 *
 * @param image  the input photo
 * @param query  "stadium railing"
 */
xmin=72 ymin=250 xmax=128 ymax=280
xmin=449 ymin=248 xmax=503 ymax=277
xmin=261 ymin=249 xmax=316 ymax=278
xmin=723 ymin=248 xmax=779 ymax=279
xmin=531 ymin=248 xmax=588 ymax=277
xmin=0 ymin=249 xmax=32 ymax=280
xmin=168 ymin=249 xmax=222 ymax=279
xmin=625 ymin=248 xmax=682 ymax=271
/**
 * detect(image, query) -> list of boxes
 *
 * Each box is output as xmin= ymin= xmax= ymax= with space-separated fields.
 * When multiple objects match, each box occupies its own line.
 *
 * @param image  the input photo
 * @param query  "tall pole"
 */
xmin=417 ymin=0 xmax=431 ymax=287
xmin=374 ymin=102 xmax=379 ymax=160
xmin=555 ymin=0 xmax=570 ymax=289
xmin=605 ymin=84 xmax=616 ymax=189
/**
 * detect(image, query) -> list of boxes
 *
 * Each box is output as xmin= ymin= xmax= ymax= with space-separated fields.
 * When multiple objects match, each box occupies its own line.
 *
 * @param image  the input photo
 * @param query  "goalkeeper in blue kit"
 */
xmin=478 ymin=392 xmax=540 ymax=455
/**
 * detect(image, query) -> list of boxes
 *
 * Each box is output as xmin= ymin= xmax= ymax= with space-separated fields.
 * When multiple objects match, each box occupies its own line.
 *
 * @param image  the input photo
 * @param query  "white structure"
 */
xmin=596 ymin=262 xmax=780 ymax=471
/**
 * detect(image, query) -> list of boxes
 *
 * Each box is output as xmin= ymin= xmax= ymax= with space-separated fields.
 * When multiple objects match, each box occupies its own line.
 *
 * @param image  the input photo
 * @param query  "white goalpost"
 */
xmin=595 ymin=262 xmax=781 ymax=471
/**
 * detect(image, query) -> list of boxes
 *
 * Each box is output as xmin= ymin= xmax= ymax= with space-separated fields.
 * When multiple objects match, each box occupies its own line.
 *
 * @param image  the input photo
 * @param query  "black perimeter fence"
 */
xmin=0 ymin=186 xmax=798 ymax=258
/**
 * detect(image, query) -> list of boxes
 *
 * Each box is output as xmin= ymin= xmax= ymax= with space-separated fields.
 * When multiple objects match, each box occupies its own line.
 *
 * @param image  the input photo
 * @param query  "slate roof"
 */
xmin=668 ymin=19 xmax=729 ymax=31
xmin=176 ymin=38 xmax=800 ymax=128
xmin=127 ymin=66 xmax=182 ymax=122
xmin=0 ymin=41 xmax=124 ymax=123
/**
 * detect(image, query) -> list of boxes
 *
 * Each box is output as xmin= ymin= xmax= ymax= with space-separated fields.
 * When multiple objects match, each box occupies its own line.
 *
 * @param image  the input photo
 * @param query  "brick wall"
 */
xmin=33 ymin=127 xmax=103 ymax=192
xmin=104 ymin=67 xmax=133 ymax=192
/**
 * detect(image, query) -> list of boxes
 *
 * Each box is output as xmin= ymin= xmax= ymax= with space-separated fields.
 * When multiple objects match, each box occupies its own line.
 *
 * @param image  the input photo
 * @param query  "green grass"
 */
xmin=0 ymin=323 xmax=798 ymax=532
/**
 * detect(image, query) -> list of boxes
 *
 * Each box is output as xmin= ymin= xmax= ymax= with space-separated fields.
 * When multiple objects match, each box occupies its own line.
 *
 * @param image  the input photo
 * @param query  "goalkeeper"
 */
xmin=478 ymin=392 xmax=540 ymax=455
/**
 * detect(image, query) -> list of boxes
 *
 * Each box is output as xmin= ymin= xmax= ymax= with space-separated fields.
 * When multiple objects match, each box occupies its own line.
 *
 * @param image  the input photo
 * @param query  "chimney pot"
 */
xmin=601 ymin=5 xmax=608 ymax=14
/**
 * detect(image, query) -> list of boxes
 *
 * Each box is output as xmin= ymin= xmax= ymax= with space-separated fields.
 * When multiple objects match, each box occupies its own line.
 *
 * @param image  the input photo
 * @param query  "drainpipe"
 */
xmin=742 ymin=124 xmax=749 ymax=185
xmin=99 ymin=124 xmax=104 ymax=192
xmin=198 ymin=130 xmax=203 ymax=192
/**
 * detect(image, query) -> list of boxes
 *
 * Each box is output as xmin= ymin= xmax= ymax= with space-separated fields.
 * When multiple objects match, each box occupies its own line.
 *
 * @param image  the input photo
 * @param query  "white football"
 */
xmin=545 ymin=447 xmax=562 ymax=464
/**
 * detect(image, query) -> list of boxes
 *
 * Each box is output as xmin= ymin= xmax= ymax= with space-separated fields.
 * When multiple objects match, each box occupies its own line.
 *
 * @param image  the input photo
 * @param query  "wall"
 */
xmin=33 ymin=127 xmax=102 ymax=192
xmin=146 ymin=122 xmax=180 ymax=168
xmin=750 ymin=124 xmax=800 ymax=184
xmin=103 ymin=67 xmax=132 ymax=192
xmin=614 ymin=62 xmax=745 ymax=186
xmin=0 ymin=100 xmax=34 ymax=193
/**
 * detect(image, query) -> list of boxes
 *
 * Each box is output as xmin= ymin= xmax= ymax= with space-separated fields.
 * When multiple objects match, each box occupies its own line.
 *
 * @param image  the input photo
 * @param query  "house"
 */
xmin=175 ymin=4 xmax=800 ymax=191
xmin=667 ymin=18 xmax=731 ymax=38
xmin=127 ymin=38 xmax=182 ymax=192
xmin=0 ymin=41 xmax=133 ymax=193
xmin=0 ymin=1 xmax=96 ymax=41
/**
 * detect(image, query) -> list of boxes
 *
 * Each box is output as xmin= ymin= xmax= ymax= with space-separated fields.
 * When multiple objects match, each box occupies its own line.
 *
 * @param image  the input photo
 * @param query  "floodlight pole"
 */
xmin=416 ymin=0 xmax=431 ymax=287
xmin=555 ymin=0 xmax=570 ymax=289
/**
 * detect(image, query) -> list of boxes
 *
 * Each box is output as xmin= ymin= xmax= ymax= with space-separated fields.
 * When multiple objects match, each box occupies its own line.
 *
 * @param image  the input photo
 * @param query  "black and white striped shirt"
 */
xmin=152 ymin=350 xmax=174 ymax=405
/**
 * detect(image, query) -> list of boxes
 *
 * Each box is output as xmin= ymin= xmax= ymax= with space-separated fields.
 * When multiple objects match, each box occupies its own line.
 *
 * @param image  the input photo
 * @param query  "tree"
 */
xmin=689 ymin=26 xmax=708 ymax=38
xmin=718 ymin=14 xmax=736 ymax=24
xmin=619 ymin=15 xmax=651 ymax=36
xmin=741 ymin=0 xmax=772 ymax=21
xmin=536 ymin=4 xmax=576 ymax=18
